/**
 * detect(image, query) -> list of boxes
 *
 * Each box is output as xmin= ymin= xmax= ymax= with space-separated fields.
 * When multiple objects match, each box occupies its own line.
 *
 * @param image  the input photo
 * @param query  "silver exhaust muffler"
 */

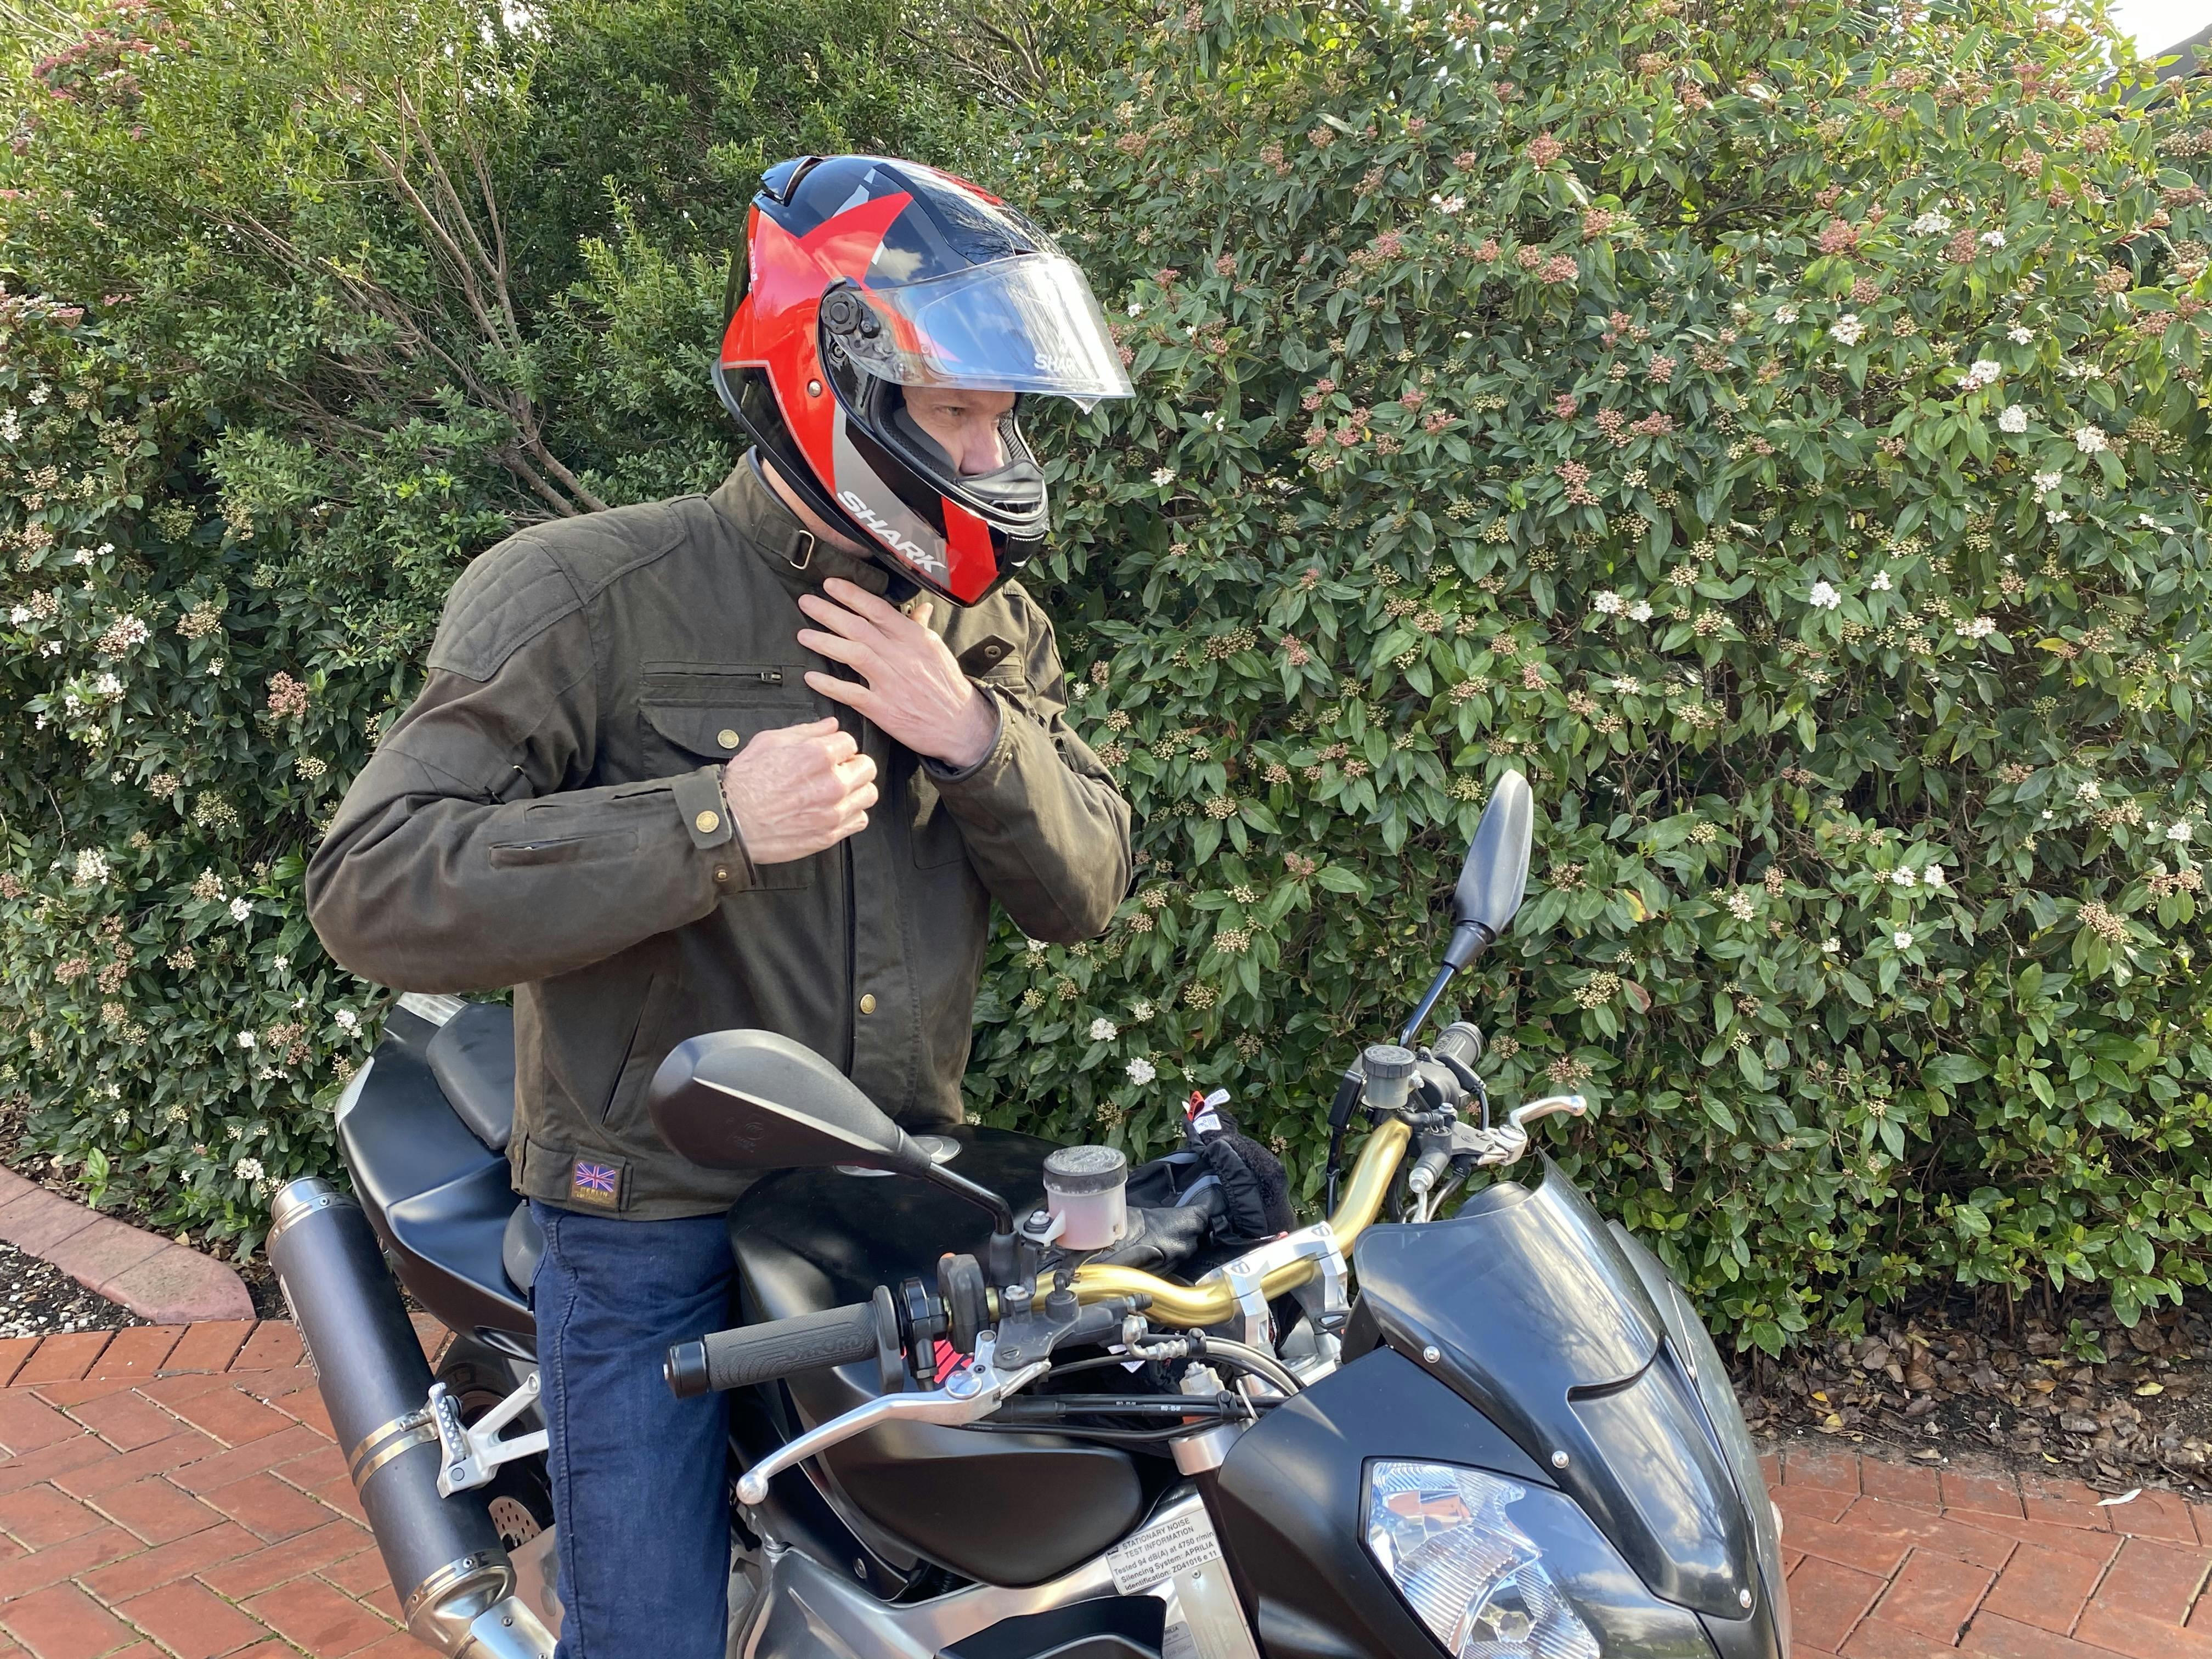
xmin=268 ymin=1178 xmax=555 ymax=1659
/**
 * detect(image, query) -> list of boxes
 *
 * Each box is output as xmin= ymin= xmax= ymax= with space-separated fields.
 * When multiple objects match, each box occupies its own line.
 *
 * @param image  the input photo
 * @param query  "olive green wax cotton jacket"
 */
xmin=304 ymin=456 xmax=1132 ymax=1218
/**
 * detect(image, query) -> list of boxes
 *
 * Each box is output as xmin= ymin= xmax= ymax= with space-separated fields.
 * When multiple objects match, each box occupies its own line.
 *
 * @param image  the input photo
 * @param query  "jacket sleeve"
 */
xmin=928 ymin=590 xmax=1132 ymax=943
xmin=304 ymin=538 xmax=751 ymax=993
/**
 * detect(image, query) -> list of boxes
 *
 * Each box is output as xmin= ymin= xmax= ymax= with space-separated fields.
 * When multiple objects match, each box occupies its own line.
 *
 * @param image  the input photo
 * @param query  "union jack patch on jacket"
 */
xmin=569 ymin=1159 xmax=623 ymax=1209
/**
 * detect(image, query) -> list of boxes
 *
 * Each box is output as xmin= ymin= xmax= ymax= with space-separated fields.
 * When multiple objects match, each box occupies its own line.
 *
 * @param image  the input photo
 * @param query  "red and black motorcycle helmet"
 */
xmin=715 ymin=154 xmax=1132 ymax=606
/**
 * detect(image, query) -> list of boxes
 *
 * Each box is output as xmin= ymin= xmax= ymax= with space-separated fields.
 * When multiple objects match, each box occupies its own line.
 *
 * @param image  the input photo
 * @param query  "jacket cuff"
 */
xmin=670 ymin=764 xmax=754 ymax=891
xmin=922 ymin=691 xmax=1007 ymax=785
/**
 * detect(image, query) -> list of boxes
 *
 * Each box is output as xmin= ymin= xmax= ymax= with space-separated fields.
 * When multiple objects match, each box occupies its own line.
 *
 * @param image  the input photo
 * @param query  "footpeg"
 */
xmin=432 ymin=1375 xmax=551 ymax=1499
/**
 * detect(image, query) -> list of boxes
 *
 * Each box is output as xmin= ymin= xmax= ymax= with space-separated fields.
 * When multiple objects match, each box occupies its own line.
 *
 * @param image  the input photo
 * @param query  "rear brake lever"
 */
xmin=733 ymin=1332 xmax=1048 ymax=1506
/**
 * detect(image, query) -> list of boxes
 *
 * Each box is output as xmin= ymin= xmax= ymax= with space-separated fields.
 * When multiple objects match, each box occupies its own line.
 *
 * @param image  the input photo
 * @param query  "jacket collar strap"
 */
xmin=710 ymin=455 xmax=890 ymax=597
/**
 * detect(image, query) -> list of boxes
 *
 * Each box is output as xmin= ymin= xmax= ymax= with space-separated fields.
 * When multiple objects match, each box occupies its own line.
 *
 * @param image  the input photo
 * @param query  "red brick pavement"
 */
xmin=9 ymin=1323 xmax=2212 ymax=1659
xmin=1772 ymin=1439 xmax=2212 ymax=1659
xmin=0 ymin=1322 xmax=442 ymax=1658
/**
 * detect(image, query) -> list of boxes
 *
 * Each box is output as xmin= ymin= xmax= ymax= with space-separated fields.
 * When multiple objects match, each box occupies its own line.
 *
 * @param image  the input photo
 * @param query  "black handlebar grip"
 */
xmin=665 ymin=1301 xmax=884 ymax=1399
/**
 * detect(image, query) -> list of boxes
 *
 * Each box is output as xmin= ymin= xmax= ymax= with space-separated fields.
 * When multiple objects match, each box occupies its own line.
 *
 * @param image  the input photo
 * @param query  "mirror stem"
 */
xmin=1400 ymin=963 xmax=1457 ymax=1049
xmin=919 ymin=1161 xmax=1015 ymax=1235
xmin=1400 ymin=922 xmax=1496 ymax=1048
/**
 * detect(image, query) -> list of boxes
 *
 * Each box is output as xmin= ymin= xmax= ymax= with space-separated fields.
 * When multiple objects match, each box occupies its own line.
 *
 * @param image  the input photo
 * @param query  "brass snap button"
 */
xmin=858 ymin=993 xmax=877 ymax=1015
xmin=695 ymin=810 xmax=720 ymax=834
xmin=713 ymin=865 xmax=730 ymax=883
xmin=718 ymin=728 xmax=741 ymax=749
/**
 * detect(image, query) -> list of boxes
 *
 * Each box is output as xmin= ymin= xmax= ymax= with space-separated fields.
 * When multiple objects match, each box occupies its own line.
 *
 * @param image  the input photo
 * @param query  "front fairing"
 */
xmin=1343 ymin=1156 xmax=1786 ymax=1653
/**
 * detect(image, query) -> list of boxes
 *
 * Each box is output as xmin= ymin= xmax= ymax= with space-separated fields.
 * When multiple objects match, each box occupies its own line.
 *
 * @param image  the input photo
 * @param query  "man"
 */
xmin=306 ymin=154 xmax=1134 ymax=1657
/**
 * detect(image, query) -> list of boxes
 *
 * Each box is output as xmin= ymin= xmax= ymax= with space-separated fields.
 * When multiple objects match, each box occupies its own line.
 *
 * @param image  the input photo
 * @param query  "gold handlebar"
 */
xmin=1041 ymin=1118 xmax=1412 ymax=1328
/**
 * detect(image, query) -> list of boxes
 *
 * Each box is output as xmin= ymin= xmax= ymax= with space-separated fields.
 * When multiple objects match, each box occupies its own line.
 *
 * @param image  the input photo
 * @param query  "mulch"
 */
xmin=0 ymin=1238 xmax=147 ymax=1341
xmin=1733 ymin=1289 xmax=2212 ymax=1497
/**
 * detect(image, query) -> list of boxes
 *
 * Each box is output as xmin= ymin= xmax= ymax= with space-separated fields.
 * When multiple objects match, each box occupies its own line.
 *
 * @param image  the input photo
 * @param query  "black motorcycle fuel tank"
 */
xmin=729 ymin=1126 xmax=1150 ymax=1588
xmin=1345 ymin=1155 xmax=1770 ymax=1632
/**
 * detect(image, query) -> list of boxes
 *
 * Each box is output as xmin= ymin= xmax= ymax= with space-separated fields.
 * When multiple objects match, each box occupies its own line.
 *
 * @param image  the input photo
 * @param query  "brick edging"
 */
xmin=0 ymin=1167 xmax=255 ymax=1326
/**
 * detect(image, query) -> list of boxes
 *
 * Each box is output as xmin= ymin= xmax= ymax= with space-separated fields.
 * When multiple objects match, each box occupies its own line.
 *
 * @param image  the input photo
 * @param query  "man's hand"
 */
xmin=796 ymin=578 xmax=998 ymax=770
xmin=720 ymin=718 xmax=877 ymax=864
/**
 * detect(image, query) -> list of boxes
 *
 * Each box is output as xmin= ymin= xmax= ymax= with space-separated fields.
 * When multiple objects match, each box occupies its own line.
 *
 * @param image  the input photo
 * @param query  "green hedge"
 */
xmin=8 ymin=0 xmax=2212 ymax=1354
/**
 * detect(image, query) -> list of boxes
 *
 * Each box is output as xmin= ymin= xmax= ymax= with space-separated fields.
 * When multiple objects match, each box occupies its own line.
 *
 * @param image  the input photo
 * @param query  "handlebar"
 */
xmin=665 ymin=1300 xmax=882 ymax=1400
xmin=671 ymin=1092 xmax=1584 ymax=1393
xmin=1050 ymin=1117 xmax=1412 ymax=1327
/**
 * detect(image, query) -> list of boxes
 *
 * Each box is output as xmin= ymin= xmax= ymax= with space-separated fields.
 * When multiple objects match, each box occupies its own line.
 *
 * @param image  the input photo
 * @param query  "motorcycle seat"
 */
xmin=426 ymin=1002 xmax=517 ymax=1153
xmin=501 ymin=1200 xmax=544 ymax=1296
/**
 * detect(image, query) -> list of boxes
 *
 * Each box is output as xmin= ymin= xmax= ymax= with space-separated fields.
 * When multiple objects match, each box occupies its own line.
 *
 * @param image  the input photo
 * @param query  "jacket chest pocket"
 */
xmin=637 ymin=668 xmax=820 ymax=891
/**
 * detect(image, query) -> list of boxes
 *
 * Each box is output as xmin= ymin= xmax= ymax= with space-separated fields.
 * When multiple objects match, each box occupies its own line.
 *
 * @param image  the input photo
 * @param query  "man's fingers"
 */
xmin=820 ymin=577 xmax=908 ymax=628
xmin=804 ymin=670 xmax=878 ymax=719
xmin=747 ymin=716 xmax=840 ymax=748
xmin=794 ymin=628 xmax=877 ymax=672
xmin=815 ymin=727 xmax=860 ymax=766
xmin=797 ymin=590 xmax=885 ymax=641
xmin=833 ymin=753 xmax=877 ymax=790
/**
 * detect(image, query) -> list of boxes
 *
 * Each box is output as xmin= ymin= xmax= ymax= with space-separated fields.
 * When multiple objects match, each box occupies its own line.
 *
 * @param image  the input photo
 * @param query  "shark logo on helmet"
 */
xmin=837 ymin=489 xmax=948 ymax=576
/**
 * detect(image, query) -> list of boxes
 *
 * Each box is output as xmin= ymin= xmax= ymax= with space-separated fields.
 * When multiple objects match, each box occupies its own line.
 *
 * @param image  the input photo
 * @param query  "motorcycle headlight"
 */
xmin=1364 ymin=1462 xmax=1601 ymax=1659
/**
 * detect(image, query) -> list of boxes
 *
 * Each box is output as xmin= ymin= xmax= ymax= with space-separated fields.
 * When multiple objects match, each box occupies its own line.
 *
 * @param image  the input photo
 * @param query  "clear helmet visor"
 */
xmin=832 ymin=254 xmax=1135 ymax=409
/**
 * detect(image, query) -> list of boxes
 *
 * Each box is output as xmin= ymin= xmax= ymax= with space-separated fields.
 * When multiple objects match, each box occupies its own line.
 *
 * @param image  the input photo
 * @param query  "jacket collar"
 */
xmin=709 ymin=453 xmax=892 ymax=599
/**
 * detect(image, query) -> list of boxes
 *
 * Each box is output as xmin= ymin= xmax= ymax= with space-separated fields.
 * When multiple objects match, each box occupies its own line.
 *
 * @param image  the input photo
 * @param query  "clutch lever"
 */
xmin=1509 ymin=1093 xmax=1587 ymax=1131
xmin=733 ymin=1333 xmax=1048 ymax=1506
xmin=1442 ymin=1094 xmax=1589 ymax=1172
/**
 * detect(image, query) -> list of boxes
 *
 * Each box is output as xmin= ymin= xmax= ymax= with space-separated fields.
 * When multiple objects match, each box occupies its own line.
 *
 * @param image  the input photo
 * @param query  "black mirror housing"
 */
xmin=1454 ymin=769 xmax=1534 ymax=940
xmin=646 ymin=1030 xmax=923 ymax=1175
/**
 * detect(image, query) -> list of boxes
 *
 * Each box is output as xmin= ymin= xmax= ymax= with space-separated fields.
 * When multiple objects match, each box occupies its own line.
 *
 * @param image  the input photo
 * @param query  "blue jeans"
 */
xmin=532 ymin=1200 xmax=735 ymax=1659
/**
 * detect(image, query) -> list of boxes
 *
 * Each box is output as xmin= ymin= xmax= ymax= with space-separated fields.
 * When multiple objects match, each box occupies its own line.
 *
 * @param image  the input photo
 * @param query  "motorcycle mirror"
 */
xmin=1398 ymin=769 xmax=1538 ymax=1048
xmin=1446 ymin=768 xmax=1533 ymax=966
xmin=646 ymin=1030 xmax=930 ymax=1176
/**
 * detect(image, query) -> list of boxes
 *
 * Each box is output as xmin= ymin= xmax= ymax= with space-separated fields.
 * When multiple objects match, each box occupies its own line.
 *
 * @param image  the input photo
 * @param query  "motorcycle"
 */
xmin=268 ymin=769 xmax=1789 ymax=1659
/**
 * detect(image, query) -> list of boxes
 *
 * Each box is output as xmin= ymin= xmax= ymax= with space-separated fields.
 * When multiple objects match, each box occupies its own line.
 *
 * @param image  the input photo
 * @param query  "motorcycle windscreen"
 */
xmin=1350 ymin=1158 xmax=1758 ymax=1623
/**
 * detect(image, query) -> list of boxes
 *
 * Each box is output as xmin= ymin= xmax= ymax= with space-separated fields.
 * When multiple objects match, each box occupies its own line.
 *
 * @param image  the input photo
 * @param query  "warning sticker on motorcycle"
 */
xmin=1110 ymin=1506 xmax=1261 ymax=1659
xmin=1106 ymin=1507 xmax=1226 ymax=1595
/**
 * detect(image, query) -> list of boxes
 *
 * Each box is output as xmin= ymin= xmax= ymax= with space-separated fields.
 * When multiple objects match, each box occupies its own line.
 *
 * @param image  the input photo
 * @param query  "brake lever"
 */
xmin=732 ymin=1333 xmax=1048 ymax=1506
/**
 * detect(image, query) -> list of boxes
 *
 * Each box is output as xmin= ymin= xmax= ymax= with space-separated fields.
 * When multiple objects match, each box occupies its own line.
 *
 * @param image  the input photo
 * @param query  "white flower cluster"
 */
xmin=1830 ymin=314 xmax=1866 ymax=347
xmin=1997 ymin=406 xmax=2029 ymax=433
xmin=1593 ymin=590 xmax=1623 ymax=614
xmin=92 ymin=672 xmax=121 ymax=697
xmin=229 ymin=896 xmax=252 ymax=922
xmin=1726 ymin=890 xmax=1757 ymax=920
xmin=2007 ymin=324 xmax=2035 ymax=345
xmin=1808 ymin=580 xmax=1842 ymax=611
xmin=2032 ymin=470 xmax=2063 ymax=493
xmin=237 ymin=1030 xmax=257 ymax=1049
xmin=233 ymin=1156 xmax=264 ymax=1182
xmin=1775 ymin=303 xmax=1801 ymax=325
xmin=7 ymin=605 xmax=30 ymax=627
xmin=1870 ymin=571 xmax=1893 ymax=591
xmin=73 ymin=848 xmax=109 ymax=886
xmin=2073 ymin=426 xmax=2109 ymax=454
xmin=1979 ymin=230 xmax=2007 ymax=250
xmin=1910 ymin=210 xmax=1953 ymax=235
xmin=1090 ymin=1018 xmax=1119 ymax=1042
xmin=1953 ymin=616 xmax=1997 ymax=640
xmin=1126 ymin=1056 xmax=1157 ymax=1085
xmin=1959 ymin=359 xmax=2002 ymax=390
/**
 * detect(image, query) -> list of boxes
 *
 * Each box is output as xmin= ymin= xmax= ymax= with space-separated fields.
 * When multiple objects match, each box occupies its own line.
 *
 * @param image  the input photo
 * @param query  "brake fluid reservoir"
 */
xmin=1041 ymin=1145 xmax=1129 ymax=1250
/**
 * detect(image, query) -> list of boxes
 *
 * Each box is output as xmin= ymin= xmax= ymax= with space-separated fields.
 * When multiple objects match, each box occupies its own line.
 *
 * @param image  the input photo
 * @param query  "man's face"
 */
xmin=903 ymin=387 xmax=1017 ymax=476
